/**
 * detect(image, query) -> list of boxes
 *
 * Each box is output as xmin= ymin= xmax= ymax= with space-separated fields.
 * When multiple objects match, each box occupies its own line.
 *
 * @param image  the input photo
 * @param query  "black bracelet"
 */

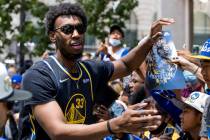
xmin=107 ymin=121 xmax=115 ymax=134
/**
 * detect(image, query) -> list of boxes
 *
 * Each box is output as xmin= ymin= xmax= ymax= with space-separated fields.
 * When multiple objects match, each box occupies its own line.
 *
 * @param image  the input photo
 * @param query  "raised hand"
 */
xmin=149 ymin=18 xmax=175 ymax=44
xmin=170 ymin=56 xmax=193 ymax=70
xmin=96 ymin=42 xmax=108 ymax=55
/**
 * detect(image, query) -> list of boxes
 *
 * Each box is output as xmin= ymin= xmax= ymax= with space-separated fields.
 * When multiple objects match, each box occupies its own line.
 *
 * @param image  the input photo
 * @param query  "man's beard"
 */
xmin=56 ymin=38 xmax=84 ymax=60
xmin=60 ymin=46 xmax=83 ymax=60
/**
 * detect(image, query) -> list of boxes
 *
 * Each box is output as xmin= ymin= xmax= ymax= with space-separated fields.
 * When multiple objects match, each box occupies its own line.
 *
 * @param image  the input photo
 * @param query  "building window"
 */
xmin=193 ymin=0 xmax=210 ymax=48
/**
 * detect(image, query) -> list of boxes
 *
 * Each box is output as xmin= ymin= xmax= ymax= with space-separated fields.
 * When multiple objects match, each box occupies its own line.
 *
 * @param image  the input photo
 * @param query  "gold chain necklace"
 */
xmin=50 ymin=56 xmax=82 ymax=89
xmin=63 ymin=63 xmax=82 ymax=89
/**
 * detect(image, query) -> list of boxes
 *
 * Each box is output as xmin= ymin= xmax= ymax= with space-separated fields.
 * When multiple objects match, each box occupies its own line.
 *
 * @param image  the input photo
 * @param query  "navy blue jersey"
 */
xmin=18 ymin=56 xmax=114 ymax=140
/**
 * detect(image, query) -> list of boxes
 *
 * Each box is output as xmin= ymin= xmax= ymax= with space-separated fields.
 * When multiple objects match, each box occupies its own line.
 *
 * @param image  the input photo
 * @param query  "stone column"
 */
xmin=159 ymin=0 xmax=193 ymax=50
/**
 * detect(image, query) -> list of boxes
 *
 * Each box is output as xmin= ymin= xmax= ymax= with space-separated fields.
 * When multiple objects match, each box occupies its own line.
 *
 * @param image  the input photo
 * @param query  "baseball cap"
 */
xmin=191 ymin=39 xmax=210 ymax=60
xmin=150 ymin=90 xmax=182 ymax=124
xmin=0 ymin=62 xmax=32 ymax=101
xmin=110 ymin=25 xmax=124 ymax=37
xmin=11 ymin=74 xmax=22 ymax=84
xmin=183 ymin=91 xmax=209 ymax=113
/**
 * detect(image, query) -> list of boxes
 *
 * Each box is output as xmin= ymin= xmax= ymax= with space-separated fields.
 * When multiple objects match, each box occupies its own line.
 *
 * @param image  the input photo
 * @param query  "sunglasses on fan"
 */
xmin=54 ymin=24 xmax=86 ymax=35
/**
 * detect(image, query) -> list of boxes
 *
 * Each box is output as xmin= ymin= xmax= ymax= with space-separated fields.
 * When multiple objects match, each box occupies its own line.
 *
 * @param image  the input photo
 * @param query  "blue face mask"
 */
xmin=109 ymin=38 xmax=121 ymax=47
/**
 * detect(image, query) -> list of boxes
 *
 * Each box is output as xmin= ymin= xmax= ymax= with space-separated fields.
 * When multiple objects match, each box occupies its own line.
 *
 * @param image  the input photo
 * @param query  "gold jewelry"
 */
xmin=62 ymin=63 xmax=82 ymax=89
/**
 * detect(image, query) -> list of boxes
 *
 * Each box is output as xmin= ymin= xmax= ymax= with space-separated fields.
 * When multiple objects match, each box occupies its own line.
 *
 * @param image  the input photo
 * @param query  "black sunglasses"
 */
xmin=54 ymin=24 xmax=85 ymax=35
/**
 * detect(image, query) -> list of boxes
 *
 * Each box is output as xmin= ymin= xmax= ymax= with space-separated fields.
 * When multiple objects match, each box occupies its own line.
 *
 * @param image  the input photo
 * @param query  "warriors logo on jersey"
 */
xmin=65 ymin=93 xmax=87 ymax=124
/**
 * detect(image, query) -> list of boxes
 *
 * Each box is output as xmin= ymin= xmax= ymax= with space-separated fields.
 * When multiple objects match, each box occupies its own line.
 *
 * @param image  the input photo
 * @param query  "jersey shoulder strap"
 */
xmin=42 ymin=56 xmax=61 ymax=91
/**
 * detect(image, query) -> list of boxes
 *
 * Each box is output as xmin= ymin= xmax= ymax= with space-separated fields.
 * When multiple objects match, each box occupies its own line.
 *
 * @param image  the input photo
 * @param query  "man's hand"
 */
xmin=109 ymin=103 xmax=162 ymax=134
xmin=170 ymin=56 xmax=201 ymax=74
xmin=96 ymin=42 xmax=108 ymax=55
xmin=170 ymin=56 xmax=194 ymax=71
xmin=94 ymin=105 xmax=110 ymax=121
xmin=177 ymin=49 xmax=191 ymax=59
xmin=170 ymin=56 xmax=205 ymax=82
xmin=149 ymin=18 xmax=175 ymax=44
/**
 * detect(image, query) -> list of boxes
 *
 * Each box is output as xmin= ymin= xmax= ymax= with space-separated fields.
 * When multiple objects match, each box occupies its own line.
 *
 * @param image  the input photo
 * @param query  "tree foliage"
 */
xmin=77 ymin=0 xmax=138 ymax=40
xmin=0 ymin=0 xmax=49 ymax=59
xmin=0 ymin=0 xmax=138 ymax=61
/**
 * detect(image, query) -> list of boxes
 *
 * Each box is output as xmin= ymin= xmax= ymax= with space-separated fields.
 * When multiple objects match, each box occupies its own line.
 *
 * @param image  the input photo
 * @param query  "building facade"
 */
xmin=2 ymin=0 xmax=210 ymax=63
xmin=132 ymin=0 xmax=210 ymax=51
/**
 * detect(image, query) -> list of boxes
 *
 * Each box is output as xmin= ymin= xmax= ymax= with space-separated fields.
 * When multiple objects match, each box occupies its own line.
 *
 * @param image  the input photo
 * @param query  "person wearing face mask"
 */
xmin=95 ymin=25 xmax=129 ymax=61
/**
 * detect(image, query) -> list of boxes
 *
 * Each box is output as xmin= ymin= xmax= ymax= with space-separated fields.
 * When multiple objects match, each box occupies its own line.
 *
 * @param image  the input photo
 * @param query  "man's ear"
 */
xmin=49 ymin=31 xmax=56 ymax=43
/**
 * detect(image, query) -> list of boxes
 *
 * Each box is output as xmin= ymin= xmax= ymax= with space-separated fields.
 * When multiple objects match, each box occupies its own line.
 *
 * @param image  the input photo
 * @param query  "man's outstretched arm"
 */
xmin=33 ymin=101 xmax=162 ymax=140
xmin=110 ymin=18 xmax=175 ymax=80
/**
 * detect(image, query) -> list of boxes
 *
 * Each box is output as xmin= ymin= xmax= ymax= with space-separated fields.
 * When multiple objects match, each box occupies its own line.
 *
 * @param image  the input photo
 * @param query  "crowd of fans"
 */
xmin=0 ymin=2 xmax=210 ymax=140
